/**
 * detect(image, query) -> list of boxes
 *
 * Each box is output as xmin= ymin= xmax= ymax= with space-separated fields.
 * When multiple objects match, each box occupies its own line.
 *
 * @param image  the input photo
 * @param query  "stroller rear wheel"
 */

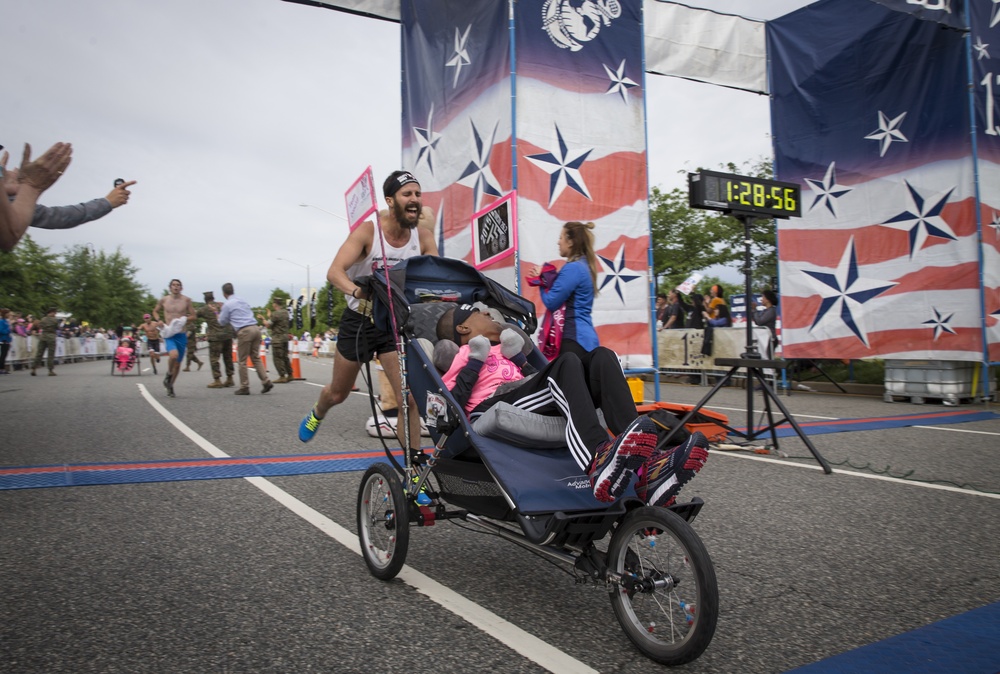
xmin=357 ymin=463 xmax=410 ymax=580
xmin=607 ymin=506 xmax=718 ymax=666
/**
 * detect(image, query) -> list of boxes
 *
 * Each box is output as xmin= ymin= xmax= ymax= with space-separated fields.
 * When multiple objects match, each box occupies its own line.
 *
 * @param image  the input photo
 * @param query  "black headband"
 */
xmin=385 ymin=171 xmax=419 ymax=198
xmin=452 ymin=304 xmax=478 ymax=344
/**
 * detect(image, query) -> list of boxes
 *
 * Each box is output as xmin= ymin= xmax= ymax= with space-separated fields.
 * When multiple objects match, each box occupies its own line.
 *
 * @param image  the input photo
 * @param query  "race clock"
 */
xmin=688 ymin=170 xmax=801 ymax=219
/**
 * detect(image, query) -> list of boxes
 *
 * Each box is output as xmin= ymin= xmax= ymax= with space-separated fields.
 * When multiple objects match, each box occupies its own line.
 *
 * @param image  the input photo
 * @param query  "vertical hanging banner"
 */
xmin=345 ymin=166 xmax=378 ymax=232
xmin=769 ymin=2 xmax=983 ymax=361
xmin=294 ymin=295 xmax=304 ymax=331
xmin=399 ymin=0 xmax=652 ymax=366
xmin=400 ymin=0 xmax=513 ymax=283
xmin=514 ymin=0 xmax=651 ymax=367
xmin=970 ymin=0 xmax=1000 ymax=362
xmin=471 ymin=191 xmax=517 ymax=269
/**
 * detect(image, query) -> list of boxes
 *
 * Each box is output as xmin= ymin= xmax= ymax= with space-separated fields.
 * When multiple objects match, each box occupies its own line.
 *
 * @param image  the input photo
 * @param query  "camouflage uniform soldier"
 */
xmin=31 ymin=307 xmax=60 ymax=376
xmin=261 ymin=298 xmax=292 ymax=383
xmin=199 ymin=291 xmax=234 ymax=388
xmin=183 ymin=317 xmax=204 ymax=372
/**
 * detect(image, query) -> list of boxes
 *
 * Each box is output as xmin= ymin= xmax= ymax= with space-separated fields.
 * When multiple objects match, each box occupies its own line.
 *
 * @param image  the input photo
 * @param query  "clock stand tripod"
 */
xmin=663 ymin=211 xmax=832 ymax=473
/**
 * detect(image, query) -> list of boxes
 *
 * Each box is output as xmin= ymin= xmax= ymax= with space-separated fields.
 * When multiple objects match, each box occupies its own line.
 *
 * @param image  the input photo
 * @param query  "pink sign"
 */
xmin=344 ymin=166 xmax=378 ymax=232
xmin=470 ymin=192 xmax=517 ymax=269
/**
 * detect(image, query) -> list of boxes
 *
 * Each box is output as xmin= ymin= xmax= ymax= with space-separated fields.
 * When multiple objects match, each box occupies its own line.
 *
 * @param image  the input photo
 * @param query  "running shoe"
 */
xmin=412 ymin=476 xmax=433 ymax=506
xmin=635 ymin=431 xmax=710 ymax=508
xmin=589 ymin=416 xmax=657 ymax=503
xmin=365 ymin=414 xmax=397 ymax=438
xmin=299 ymin=408 xmax=322 ymax=442
xmin=365 ymin=413 xmax=431 ymax=438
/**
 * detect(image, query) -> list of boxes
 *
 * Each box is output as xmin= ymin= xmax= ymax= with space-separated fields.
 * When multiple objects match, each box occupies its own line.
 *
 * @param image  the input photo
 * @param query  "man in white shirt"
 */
xmin=218 ymin=282 xmax=273 ymax=396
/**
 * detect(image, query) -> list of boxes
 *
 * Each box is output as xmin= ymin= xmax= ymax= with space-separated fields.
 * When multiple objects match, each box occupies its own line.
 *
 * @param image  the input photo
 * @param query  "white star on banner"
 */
xmin=865 ymin=110 xmax=909 ymax=157
xmin=525 ymin=125 xmax=593 ymax=208
xmin=801 ymin=237 xmax=897 ymax=347
xmin=412 ymin=104 xmax=442 ymax=175
xmin=991 ymin=0 xmax=1000 ymax=29
xmin=880 ymin=181 xmax=957 ymax=259
xmin=598 ymin=245 xmax=642 ymax=303
xmin=922 ymin=307 xmax=957 ymax=340
xmin=974 ymin=35 xmax=991 ymax=60
xmin=804 ymin=162 xmax=853 ymax=217
xmin=445 ymin=24 xmax=472 ymax=88
xmin=989 ymin=211 xmax=1000 ymax=236
xmin=456 ymin=119 xmax=503 ymax=209
xmin=603 ymin=59 xmax=638 ymax=103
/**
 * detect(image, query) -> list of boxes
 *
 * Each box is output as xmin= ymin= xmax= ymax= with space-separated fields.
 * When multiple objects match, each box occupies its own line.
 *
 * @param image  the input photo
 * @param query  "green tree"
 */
xmin=651 ymin=158 xmax=780 ymax=295
xmin=0 ymin=236 xmax=152 ymax=329
xmin=60 ymin=245 xmax=151 ymax=328
xmin=60 ymin=245 xmax=107 ymax=323
xmin=267 ymin=287 xmax=291 ymax=305
xmin=0 ymin=234 xmax=64 ymax=314
xmin=648 ymin=185 xmax=737 ymax=292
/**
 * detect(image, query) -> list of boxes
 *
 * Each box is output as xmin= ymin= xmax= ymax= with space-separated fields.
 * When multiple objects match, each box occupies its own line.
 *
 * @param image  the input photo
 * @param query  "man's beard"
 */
xmin=393 ymin=200 xmax=419 ymax=230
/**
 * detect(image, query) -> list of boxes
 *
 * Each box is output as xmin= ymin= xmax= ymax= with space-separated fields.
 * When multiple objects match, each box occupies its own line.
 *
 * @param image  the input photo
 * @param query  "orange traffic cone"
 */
xmin=259 ymin=342 xmax=267 ymax=370
xmin=290 ymin=340 xmax=303 ymax=380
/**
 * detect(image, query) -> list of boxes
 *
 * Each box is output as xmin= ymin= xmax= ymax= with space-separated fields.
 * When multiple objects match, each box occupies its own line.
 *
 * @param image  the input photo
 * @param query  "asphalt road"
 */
xmin=2 ymin=356 xmax=999 ymax=673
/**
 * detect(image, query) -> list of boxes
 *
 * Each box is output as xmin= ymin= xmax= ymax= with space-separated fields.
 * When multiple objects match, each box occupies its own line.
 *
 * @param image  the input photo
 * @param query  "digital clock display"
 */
xmin=688 ymin=170 xmax=801 ymax=219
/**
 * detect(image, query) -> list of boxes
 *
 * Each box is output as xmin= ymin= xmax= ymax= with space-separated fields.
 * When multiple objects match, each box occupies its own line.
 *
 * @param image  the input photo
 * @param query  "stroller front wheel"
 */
xmin=357 ymin=463 xmax=410 ymax=580
xmin=607 ymin=506 xmax=718 ymax=665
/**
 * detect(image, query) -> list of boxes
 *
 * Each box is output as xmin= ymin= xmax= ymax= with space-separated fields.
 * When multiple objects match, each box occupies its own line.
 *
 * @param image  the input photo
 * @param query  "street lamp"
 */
xmin=277 ymin=257 xmax=311 ymax=326
xmin=299 ymin=203 xmax=349 ymax=221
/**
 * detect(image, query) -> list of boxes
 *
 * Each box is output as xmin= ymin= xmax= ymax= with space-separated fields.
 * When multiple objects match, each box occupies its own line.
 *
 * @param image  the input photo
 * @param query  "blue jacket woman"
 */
xmin=529 ymin=221 xmax=600 ymax=355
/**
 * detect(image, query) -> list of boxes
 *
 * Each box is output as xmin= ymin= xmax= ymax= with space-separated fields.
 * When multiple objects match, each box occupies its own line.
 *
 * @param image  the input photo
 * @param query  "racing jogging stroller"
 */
xmin=111 ymin=336 xmax=141 ymax=376
xmin=356 ymin=255 xmax=718 ymax=666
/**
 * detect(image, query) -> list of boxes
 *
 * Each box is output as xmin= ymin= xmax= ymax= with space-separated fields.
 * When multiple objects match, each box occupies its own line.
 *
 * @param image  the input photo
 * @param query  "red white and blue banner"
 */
xmin=969 ymin=0 xmax=1000 ymax=362
xmin=399 ymin=0 xmax=652 ymax=366
xmin=769 ymin=0 xmax=998 ymax=363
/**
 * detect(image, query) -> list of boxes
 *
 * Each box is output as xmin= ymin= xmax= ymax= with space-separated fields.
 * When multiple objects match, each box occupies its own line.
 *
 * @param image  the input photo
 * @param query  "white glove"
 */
xmin=468 ymin=334 xmax=491 ymax=362
xmin=499 ymin=328 xmax=525 ymax=359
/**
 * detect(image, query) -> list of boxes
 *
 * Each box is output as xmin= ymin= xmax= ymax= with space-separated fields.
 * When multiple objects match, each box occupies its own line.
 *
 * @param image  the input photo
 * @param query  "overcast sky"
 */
xmin=2 ymin=0 xmax=812 ymax=307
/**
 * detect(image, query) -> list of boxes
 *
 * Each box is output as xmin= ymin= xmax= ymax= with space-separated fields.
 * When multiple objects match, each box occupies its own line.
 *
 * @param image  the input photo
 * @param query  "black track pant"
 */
xmin=558 ymin=341 xmax=639 ymax=436
xmin=473 ymin=352 xmax=615 ymax=472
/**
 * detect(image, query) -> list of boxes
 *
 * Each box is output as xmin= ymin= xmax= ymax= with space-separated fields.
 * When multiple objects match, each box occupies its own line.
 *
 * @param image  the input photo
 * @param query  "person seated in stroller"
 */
xmin=114 ymin=336 xmax=137 ymax=373
xmin=436 ymin=304 xmax=708 ymax=507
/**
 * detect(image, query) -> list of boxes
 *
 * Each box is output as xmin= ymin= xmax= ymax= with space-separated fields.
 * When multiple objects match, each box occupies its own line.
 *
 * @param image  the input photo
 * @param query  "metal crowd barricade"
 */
xmin=6 ymin=334 xmax=116 ymax=370
xmin=656 ymin=326 xmax=775 ymax=389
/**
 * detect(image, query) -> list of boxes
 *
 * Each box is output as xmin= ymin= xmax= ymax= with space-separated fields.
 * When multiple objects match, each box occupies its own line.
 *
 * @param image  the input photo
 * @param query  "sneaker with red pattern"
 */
xmin=635 ymin=431 xmax=710 ymax=507
xmin=589 ymin=416 xmax=657 ymax=503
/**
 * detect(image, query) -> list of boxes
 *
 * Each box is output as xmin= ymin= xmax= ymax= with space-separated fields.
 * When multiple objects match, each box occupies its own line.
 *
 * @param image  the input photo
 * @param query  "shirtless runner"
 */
xmin=136 ymin=313 xmax=162 ymax=365
xmin=152 ymin=278 xmax=196 ymax=398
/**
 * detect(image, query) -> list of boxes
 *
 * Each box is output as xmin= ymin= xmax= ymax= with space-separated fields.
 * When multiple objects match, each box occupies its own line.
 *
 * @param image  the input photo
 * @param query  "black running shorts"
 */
xmin=336 ymin=307 xmax=396 ymax=362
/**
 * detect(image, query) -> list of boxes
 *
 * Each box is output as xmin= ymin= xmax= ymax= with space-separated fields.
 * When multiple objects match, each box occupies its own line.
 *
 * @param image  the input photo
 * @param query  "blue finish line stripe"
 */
xmin=0 ymin=450 xmax=403 ymax=490
xmin=787 ymin=600 xmax=1000 ymax=673
xmin=1 ymin=410 xmax=994 ymax=490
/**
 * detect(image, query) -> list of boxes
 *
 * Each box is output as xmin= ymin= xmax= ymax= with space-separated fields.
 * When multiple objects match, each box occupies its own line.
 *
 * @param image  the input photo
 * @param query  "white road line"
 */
xmin=709 ymin=450 xmax=1000 ymax=500
xmin=708 ymin=405 xmax=838 ymax=420
xmin=136 ymin=384 xmax=595 ymax=674
xmin=911 ymin=425 xmax=1000 ymax=436
xmin=708 ymin=406 xmax=1000 ymax=433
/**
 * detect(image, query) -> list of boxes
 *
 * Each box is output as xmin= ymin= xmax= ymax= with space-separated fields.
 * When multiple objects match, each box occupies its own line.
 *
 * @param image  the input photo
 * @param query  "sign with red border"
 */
xmin=345 ymin=166 xmax=378 ymax=232
xmin=470 ymin=192 xmax=517 ymax=269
